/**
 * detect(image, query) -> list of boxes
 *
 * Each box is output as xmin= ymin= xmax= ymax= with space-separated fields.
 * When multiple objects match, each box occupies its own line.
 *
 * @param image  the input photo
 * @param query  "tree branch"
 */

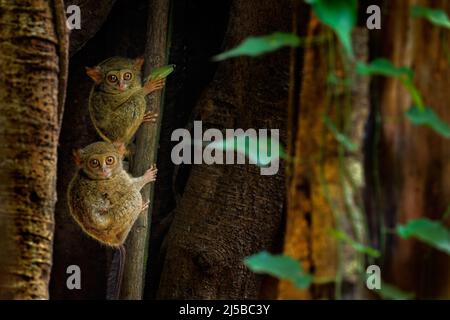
xmin=120 ymin=0 xmax=170 ymax=299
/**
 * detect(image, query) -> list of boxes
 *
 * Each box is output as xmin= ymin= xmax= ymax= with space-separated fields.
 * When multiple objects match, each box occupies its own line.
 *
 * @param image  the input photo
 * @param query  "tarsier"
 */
xmin=86 ymin=56 xmax=165 ymax=144
xmin=67 ymin=141 xmax=157 ymax=247
xmin=67 ymin=141 xmax=157 ymax=298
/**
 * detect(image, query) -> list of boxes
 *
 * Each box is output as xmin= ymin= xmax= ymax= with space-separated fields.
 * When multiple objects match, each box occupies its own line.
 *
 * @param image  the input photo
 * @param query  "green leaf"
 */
xmin=331 ymin=230 xmax=380 ymax=258
xmin=442 ymin=205 xmax=450 ymax=220
xmin=357 ymin=60 xmax=426 ymax=109
xmin=402 ymin=82 xmax=425 ymax=110
xmin=411 ymin=5 xmax=450 ymax=29
xmin=244 ymin=251 xmax=312 ymax=289
xmin=326 ymin=72 xmax=353 ymax=87
xmin=323 ymin=116 xmax=358 ymax=152
xmin=406 ymin=106 xmax=450 ymax=138
xmin=305 ymin=0 xmax=357 ymax=58
xmin=356 ymin=59 xmax=413 ymax=80
xmin=212 ymin=32 xmax=300 ymax=61
xmin=148 ymin=64 xmax=175 ymax=81
xmin=397 ymin=218 xmax=450 ymax=254
xmin=203 ymin=133 xmax=286 ymax=167
xmin=377 ymin=283 xmax=415 ymax=300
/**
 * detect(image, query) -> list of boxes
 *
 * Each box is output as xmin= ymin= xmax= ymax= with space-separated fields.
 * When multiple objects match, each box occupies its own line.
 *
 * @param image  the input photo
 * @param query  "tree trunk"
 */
xmin=157 ymin=0 xmax=290 ymax=299
xmin=279 ymin=6 xmax=370 ymax=298
xmin=376 ymin=0 xmax=450 ymax=298
xmin=120 ymin=0 xmax=170 ymax=299
xmin=0 ymin=0 xmax=68 ymax=299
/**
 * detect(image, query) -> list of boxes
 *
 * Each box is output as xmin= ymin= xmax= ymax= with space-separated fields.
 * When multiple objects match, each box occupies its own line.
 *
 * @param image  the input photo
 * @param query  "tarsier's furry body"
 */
xmin=89 ymin=86 xmax=146 ymax=144
xmin=86 ymin=57 xmax=163 ymax=144
xmin=67 ymin=142 xmax=157 ymax=246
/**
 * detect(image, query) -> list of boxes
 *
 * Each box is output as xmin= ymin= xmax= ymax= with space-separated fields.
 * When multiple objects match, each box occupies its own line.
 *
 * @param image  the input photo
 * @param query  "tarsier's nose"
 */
xmin=118 ymin=81 xmax=126 ymax=91
xmin=101 ymin=165 xmax=110 ymax=176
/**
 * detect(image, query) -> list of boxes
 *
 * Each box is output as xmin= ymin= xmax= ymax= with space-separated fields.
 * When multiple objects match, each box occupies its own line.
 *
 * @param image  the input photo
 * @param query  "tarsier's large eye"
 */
xmin=106 ymin=156 xmax=115 ymax=165
xmin=89 ymin=159 xmax=100 ymax=168
xmin=123 ymin=72 xmax=132 ymax=81
xmin=107 ymin=74 xmax=118 ymax=83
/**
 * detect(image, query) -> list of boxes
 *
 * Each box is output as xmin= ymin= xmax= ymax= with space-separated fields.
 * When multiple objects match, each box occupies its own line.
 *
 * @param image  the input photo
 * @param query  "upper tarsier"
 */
xmin=86 ymin=56 xmax=165 ymax=144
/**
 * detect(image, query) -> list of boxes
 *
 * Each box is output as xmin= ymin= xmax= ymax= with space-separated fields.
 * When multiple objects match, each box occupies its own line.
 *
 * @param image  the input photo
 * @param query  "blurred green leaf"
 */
xmin=402 ymin=82 xmax=425 ymax=110
xmin=146 ymin=64 xmax=175 ymax=82
xmin=326 ymin=72 xmax=353 ymax=87
xmin=204 ymin=133 xmax=286 ymax=167
xmin=255 ymin=135 xmax=287 ymax=165
xmin=357 ymin=59 xmax=426 ymax=109
xmin=323 ymin=116 xmax=358 ymax=151
xmin=305 ymin=0 xmax=357 ymax=58
xmin=356 ymin=59 xmax=414 ymax=80
xmin=411 ymin=5 xmax=450 ymax=29
xmin=212 ymin=32 xmax=300 ymax=61
xmin=377 ymin=283 xmax=415 ymax=300
xmin=397 ymin=218 xmax=450 ymax=254
xmin=442 ymin=205 xmax=450 ymax=220
xmin=332 ymin=230 xmax=380 ymax=258
xmin=244 ymin=251 xmax=312 ymax=289
xmin=406 ymin=106 xmax=450 ymax=138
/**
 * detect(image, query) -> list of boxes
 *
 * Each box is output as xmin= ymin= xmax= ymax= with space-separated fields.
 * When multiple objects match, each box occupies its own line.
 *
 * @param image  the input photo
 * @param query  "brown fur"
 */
xmin=67 ymin=142 xmax=157 ymax=246
xmin=86 ymin=57 xmax=163 ymax=144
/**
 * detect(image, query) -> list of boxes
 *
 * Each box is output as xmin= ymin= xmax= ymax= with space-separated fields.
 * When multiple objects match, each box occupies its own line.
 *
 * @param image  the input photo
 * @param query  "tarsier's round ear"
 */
xmin=85 ymin=66 xmax=102 ymax=84
xmin=134 ymin=56 xmax=145 ymax=70
xmin=72 ymin=149 xmax=84 ymax=167
xmin=113 ymin=142 xmax=127 ymax=157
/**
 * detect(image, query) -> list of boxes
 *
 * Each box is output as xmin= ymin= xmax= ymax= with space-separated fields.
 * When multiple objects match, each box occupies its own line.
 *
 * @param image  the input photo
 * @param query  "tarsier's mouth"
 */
xmin=98 ymin=171 xmax=112 ymax=178
xmin=118 ymin=83 xmax=127 ymax=92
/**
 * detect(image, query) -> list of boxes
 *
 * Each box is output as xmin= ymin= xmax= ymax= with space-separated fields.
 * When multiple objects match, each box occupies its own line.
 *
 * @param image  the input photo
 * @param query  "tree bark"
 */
xmin=279 ymin=8 xmax=369 ymax=298
xmin=0 ymin=0 xmax=68 ymax=299
xmin=377 ymin=0 xmax=450 ymax=298
xmin=157 ymin=0 xmax=290 ymax=299
xmin=120 ymin=0 xmax=170 ymax=299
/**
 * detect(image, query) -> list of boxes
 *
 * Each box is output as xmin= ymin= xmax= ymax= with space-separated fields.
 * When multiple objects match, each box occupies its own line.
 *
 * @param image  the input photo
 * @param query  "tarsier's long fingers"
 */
xmin=141 ymin=201 xmax=150 ymax=212
xmin=142 ymin=112 xmax=158 ymax=123
xmin=143 ymin=78 xmax=166 ymax=95
xmin=144 ymin=164 xmax=158 ymax=182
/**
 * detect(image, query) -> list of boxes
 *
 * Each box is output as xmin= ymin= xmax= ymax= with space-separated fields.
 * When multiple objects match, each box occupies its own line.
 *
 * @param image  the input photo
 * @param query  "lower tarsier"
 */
xmin=67 ymin=56 xmax=172 ymax=299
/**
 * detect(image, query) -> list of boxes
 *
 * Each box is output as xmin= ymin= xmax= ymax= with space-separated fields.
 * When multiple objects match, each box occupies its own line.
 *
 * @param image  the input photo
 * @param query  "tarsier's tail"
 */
xmin=106 ymin=244 xmax=126 ymax=300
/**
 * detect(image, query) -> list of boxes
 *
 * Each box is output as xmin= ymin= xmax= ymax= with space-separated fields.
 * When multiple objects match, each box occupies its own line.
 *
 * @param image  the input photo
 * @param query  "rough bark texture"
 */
xmin=120 ymin=0 xmax=170 ymax=300
xmin=0 ymin=0 xmax=68 ymax=299
xmin=377 ymin=0 xmax=450 ymax=298
xmin=157 ymin=0 xmax=289 ymax=299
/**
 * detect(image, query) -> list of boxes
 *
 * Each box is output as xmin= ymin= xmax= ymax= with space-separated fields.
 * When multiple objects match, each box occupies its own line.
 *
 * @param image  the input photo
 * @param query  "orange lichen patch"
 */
xmin=280 ymin=13 xmax=369 ymax=299
xmin=279 ymin=18 xmax=338 ymax=300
